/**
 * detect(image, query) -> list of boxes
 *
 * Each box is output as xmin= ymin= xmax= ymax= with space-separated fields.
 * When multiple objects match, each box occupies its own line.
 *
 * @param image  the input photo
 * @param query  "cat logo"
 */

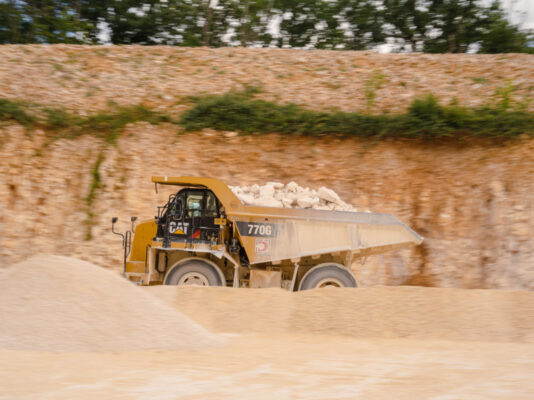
xmin=169 ymin=221 xmax=189 ymax=235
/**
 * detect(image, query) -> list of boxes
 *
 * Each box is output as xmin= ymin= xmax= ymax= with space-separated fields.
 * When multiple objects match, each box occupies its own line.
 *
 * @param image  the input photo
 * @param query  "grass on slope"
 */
xmin=0 ymin=100 xmax=172 ymax=144
xmin=0 ymin=99 xmax=36 ymax=127
xmin=180 ymin=90 xmax=534 ymax=139
xmin=1 ymin=88 xmax=533 ymax=141
xmin=44 ymin=104 xmax=172 ymax=143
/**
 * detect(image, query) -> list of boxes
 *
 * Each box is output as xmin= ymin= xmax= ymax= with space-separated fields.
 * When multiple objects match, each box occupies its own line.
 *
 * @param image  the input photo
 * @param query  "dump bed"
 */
xmin=228 ymin=205 xmax=423 ymax=264
xmin=152 ymin=176 xmax=423 ymax=265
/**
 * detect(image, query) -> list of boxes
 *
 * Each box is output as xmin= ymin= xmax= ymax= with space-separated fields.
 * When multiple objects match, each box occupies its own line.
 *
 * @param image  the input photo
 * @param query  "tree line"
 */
xmin=0 ymin=0 xmax=532 ymax=53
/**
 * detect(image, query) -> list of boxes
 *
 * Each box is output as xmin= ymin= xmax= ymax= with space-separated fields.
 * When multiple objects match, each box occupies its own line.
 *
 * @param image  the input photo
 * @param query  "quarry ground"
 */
xmin=1 ymin=257 xmax=534 ymax=399
xmin=2 ymin=336 xmax=534 ymax=400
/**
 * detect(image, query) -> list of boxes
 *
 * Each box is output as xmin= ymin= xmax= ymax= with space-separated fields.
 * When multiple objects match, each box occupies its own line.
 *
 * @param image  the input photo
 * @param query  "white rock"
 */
xmin=231 ymin=181 xmax=359 ymax=212
xmin=281 ymin=197 xmax=294 ymax=207
xmin=240 ymin=194 xmax=255 ymax=205
xmin=297 ymin=197 xmax=315 ymax=208
xmin=260 ymin=184 xmax=275 ymax=198
xmin=286 ymin=182 xmax=299 ymax=192
xmin=318 ymin=187 xmax=341 ymax=203
xmin=254 ymin=197 xmax=283 ymax=208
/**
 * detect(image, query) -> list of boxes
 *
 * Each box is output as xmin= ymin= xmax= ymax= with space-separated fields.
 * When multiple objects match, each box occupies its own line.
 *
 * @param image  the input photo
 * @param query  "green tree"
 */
xmin=477 ymin=1 xmax=532 ymax=53
xmin=232 ymin=0 xmax=277 ymax=47
xmin=274 ymin=0 xmax=326 ymax=48
xmin=382 ymin=0 xmax=432 ymax=51
xmin=146 ymin=0 xmax=237 ymax=47
xmin=423 ymin=0 xmax=482 ymax=53
xmin=338 ymin=0 xmax=385 ymax=50
xmin=20 ymin=0 xmax=89 ymax=43
xmin=102 ymin=0 xmax=163 ymax=44
xmin=0 ymin=1 xmax=23 ymax=43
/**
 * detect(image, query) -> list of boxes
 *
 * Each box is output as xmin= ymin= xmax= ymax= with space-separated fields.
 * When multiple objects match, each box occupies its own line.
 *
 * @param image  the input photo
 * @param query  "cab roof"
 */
xmin=152 ymin=176 xmax=243 ymax=211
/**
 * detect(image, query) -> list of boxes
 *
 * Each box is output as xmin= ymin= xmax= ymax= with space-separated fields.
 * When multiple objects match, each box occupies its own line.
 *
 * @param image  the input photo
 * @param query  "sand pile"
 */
xmin=150 ymin=286 xmax=534 ymax=343
xmin=0 ymin=255 xmax=221 ymax=352
xmin=230 ymin=182 xmax=359 ymax=211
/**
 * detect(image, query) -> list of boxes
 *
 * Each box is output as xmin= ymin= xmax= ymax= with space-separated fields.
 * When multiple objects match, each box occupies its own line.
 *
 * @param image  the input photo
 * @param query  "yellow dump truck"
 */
xmin=112 ymin=176 xmax=423 ymax=290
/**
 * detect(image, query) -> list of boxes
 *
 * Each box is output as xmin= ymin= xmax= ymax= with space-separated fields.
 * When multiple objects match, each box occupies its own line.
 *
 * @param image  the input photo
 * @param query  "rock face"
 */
xmin=229 ymin=182 xmax=359 ymax=211
xmin=0 ymin=46 xmax=533 ymax=290
xmin=1 ymin=125 xmax=534 ymax=291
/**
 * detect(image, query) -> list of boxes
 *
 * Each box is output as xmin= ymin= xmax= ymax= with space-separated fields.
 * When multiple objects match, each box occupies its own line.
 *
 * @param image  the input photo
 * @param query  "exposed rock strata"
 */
xmin=1 ymin=124 xmax=533 ymax=290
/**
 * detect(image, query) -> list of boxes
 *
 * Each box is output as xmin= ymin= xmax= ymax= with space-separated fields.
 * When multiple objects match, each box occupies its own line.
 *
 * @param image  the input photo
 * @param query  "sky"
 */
xmin=492 ymin=0 xmax=534 ymax=29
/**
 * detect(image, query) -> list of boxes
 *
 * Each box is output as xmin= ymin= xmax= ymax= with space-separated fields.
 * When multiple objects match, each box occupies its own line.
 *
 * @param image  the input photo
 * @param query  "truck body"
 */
xmin=115 ymin=176 xmax=423 ymax=290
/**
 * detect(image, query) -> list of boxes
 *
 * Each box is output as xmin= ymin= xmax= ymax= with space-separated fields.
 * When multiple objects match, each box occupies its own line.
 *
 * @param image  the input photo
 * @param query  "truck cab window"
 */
xmin=205 ymin=191 xmax=218 ymax=217
xmin=186 ymin=192 xmax=203 ymax=218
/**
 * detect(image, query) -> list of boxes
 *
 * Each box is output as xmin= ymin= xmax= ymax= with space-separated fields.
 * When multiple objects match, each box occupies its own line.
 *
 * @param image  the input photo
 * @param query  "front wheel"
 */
xmin=164 ymin=260 xmax=223 ymax=286
xmin=299 ymin=264 xmax=357 ymax=290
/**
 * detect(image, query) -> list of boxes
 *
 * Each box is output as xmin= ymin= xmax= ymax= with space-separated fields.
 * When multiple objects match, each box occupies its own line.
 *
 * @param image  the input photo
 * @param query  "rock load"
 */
xmin=230 ymin=182 xmax=360 ymax=211
xmin=0 ymin=255 xmax=222 ymax=352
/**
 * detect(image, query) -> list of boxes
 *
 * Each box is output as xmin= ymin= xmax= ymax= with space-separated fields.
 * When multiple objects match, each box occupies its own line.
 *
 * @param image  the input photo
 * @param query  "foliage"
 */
xmin=0 ymin=98 xmax=36 ymax=127
xmin=0 ymin=0 xmax=532 ymax=53
xmin=2 ymin=91 xmax=533 ymax=142
xmin=180 ymin=90 xmax=534 ymax=139
xmin=364 ymin=70 xmax=387 ymax=112
xmin=44 ymin=104 xmax=172 ymax=143
xmin=84 ymin=150 xmax=104 ymax=240
xmin=0 ymin=0 xmax=90 ymax=44
xmin=477 ymin=1 xmax=533 ymax=53
xmin=0 ymin=98 xmax=172 ymax=143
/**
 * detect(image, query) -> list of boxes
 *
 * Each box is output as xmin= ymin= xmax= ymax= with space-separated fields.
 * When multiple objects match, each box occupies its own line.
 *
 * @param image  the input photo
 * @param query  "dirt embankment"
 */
xmin=0 ymin=46 xmax=533 ymax=289
xmin=1 ymin=45 xmax=533 ymax=113
xmin=2 ymin=255 xmax=534 ymax=350
xmin=150 ymin=285 xmax=534 ymax=343
xmin=0 ymin=255 xmax=221 ymax=352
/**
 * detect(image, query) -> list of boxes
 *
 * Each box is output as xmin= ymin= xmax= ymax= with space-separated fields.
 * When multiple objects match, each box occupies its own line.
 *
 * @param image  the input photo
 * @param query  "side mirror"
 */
xmin=111 ymin=217 xmax=124 ymax=240
xmin=130 ymin=216 xmax=137 ymax=223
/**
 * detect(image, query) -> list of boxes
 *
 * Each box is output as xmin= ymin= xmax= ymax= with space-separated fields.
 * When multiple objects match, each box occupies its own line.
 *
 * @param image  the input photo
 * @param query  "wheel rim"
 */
xmin=177 ymin=272 xmax=210 ymax=286
xmin=315 ymin=277 xmax=343 ymax=288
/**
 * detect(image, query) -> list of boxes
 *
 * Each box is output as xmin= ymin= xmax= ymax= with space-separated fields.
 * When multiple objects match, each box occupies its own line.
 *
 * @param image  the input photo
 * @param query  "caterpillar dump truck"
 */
xmin=112 ymin=176 xmax=423 ymax=290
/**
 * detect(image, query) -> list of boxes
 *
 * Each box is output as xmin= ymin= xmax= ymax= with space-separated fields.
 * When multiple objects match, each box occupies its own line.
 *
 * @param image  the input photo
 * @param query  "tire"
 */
xmin=299 ymin=264 xmax=357 ymax=291
xmin=164 ymin=260 xmax=223 ymax=286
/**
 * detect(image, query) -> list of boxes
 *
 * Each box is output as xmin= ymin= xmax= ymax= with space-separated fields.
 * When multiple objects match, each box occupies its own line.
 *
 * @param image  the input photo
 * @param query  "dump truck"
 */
xmin=112 ymin=176 xmax=423 ymax=290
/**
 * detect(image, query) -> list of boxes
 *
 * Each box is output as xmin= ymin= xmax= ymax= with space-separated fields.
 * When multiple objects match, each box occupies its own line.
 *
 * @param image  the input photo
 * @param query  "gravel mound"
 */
xmin=150 ymin=285 xmax=534 ymax=343
xmin=0 ymin=255 xmax=222 ymax=352
xmin=230 ymin=182 xmax=359 ymax=211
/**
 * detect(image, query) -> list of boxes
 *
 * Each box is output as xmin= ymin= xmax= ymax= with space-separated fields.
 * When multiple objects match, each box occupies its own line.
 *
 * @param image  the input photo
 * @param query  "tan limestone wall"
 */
xmin=1 ymin=124 xmax=533 ymax=290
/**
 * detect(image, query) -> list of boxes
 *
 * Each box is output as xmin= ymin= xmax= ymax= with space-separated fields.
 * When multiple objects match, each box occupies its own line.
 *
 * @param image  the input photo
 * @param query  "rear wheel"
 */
xmin=299 ymin=264 xmax=357 ymax=290
xmin=164 ymin=260 xmax=223 ymax=286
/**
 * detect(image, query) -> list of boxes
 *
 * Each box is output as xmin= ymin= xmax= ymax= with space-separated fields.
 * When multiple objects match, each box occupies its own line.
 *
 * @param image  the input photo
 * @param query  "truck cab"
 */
xmin=156 ymin=188 xmax=223 ymax=245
